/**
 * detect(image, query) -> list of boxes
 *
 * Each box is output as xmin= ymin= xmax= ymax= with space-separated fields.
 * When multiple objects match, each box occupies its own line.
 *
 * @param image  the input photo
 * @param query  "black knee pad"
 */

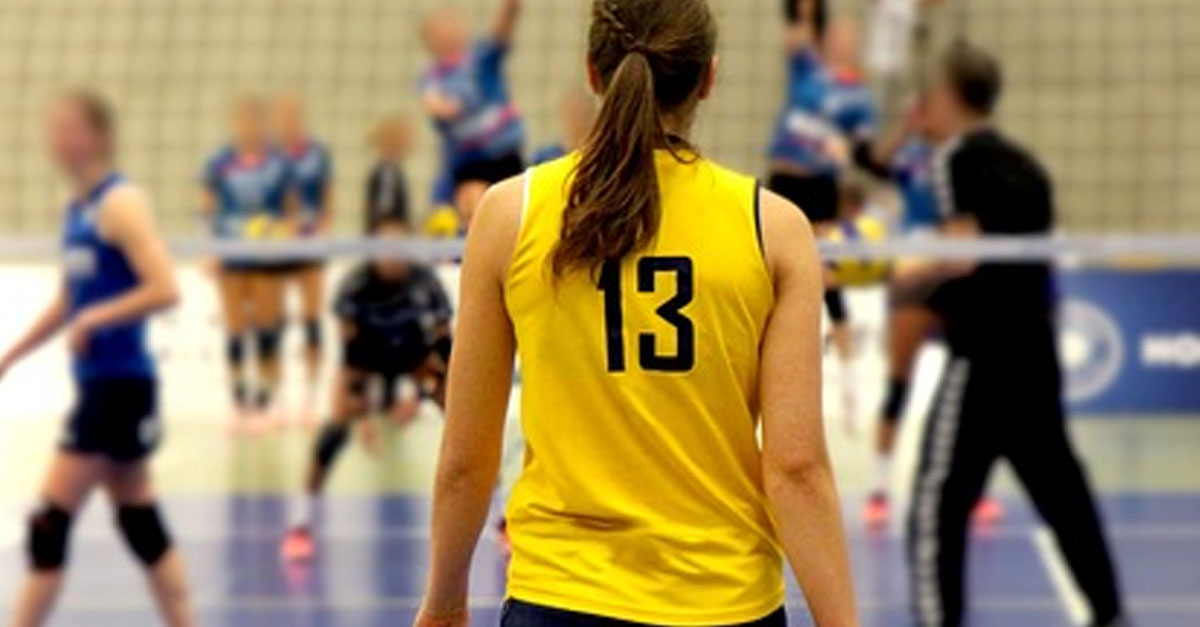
xmin=116 ymin=504 xmax=172 ymax=567
xmin=226 ymin=334 xmax=246 ymax=366
xmin=882 ymin=377 xmax=910 ymax=424
xmin=27 ymin=503 xmax=72 ymax=571
xmin=305 ymin=319 xmax=323 ymax=351
xmin=824 ymin=288 xmax=848 ymax=323
xmin=315 ymin=422 xmax=351 ymax=469
xmin=256 ymin=326 xmax=282 ymax=361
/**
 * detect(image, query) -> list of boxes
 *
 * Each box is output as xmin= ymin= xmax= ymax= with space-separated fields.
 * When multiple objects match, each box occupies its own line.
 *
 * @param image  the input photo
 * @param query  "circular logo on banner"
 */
xmin=1060 ymin=299 xmax=1125 ymax=403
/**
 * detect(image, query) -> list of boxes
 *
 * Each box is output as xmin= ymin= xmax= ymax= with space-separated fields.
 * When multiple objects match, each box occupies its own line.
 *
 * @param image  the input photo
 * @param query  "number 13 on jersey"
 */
xmin=597 ymin=256 xmax=696 ymax=373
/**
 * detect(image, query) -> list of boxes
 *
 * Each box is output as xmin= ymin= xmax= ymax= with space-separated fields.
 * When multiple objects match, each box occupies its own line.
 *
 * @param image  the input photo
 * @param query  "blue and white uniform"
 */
xmin=891 ymin=139 xmax=941 ymax=233
xmin=203 ymin=146 xmax=294 ymax=269
xmin=61 ymin=173 xmax=160 ymax=461
xmin=420 ymin=39 xmax=525 ymax=180
xmin=769 ymin=50 xmax=877 ymax=175
xmin=283 ymin=140 xmax=333 ymax=236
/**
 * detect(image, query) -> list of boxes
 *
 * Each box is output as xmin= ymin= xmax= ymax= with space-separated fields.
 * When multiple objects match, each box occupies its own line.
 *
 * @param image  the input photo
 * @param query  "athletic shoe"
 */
xmin=280 ymin=527 xmax=316 ymax=562
xmin=972 ymin=496 xmax=1006 ymax=524
xmin=863 ymin=492 xmax=890 ymax=527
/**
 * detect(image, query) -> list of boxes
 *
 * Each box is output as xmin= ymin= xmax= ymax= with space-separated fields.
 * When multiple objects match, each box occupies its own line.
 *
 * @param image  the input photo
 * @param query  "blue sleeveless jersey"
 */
xmin=62 ymin=173 xmax=154 ymax=381
xmin=283 ymin=140 xmax=332 ymax=234
xmin=769 ymin=51 xmax=877 ymax=176
xmin=892 ymin=140 xmax=942 ymax=231
xmin=203 ymin=146 xmax=294 ymax=238
xmin=420 ymin=38 xmax=525 ymax=170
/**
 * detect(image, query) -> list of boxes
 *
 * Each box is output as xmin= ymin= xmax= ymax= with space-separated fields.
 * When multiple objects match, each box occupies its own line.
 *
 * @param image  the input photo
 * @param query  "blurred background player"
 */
xmin=419 ymin=0 xmax=524 ymax=231
xmin=273 ymin=93 xmax=334 ymax=423
xmin=768 ymin=0 xmax=878 ymax=424
xmin=529 ymin=87 xmax=597 ymax=165
xmin=365 ymin=113 xmax=415 ymax=233
xmin=899 ymin=43 xmax=1125 ymax=627
xmin=0 ymin=91 xmax=193 ymax=627
xmin=418 ymin=0 xmax=857 ymax=624
xmin=282 ymin=218 xmax=452 ymax=562
xmin=201 ymin=95 xmax=297 ymax=432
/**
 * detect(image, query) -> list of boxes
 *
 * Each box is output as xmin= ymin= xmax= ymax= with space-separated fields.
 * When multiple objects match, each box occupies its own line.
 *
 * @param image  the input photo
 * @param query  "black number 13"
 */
xmin=598 ymin=256 xmax=695 ymax=373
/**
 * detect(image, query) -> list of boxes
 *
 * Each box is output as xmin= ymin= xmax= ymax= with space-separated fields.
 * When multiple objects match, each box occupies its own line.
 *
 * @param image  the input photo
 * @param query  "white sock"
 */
xmin=288 ymin=493 xmax=316 ymax=529
xmin=872 ymin=455 xmax=893 ymax=496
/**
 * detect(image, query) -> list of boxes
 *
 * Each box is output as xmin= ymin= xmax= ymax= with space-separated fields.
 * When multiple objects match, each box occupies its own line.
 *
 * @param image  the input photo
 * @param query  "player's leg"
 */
xmin=1005 ymin=386 xmax=1124 ymax=626
xmin=282 ymin=366 xmax=369 ymax=560
xmin=866 ymin=303 xmax=939 ymax=524
xmin=250 ymin=270 xmax=286 ymax=418
xmin=104 ymin=462 xmax=194 ymax=627
xmin=216 ymin=269 xmax=254 ymax=426
xmin=8 ymin=453 xmax=107 ymax=627
xmin=906 ymin=359 xmax=997 ymax=627
xmin=297 ymin=263 xmax=325 ymax=421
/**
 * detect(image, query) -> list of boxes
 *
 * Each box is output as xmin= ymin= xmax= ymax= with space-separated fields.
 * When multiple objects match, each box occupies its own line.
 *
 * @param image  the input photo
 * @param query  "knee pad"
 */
xmin=116 ymin=505 xmax=172 ymax=567
xmin=315 ymin=422 xmax=351 ymax=469
xmin=304 ymin=319 xmax=323 ymax=351
xmin=27 ymin=503 xmax=72 ymax=571
xmin=255 ymin=327 xmax=282 ymax=361
xmin=882 ymin=377 xmax=911 ymax=423
xmin=431 ymin=336 xmax=452 ymax=363
xmin=226 ymin=334 xmax=246 ymax=366
xmin=824 ymin=288 xmax=848 ymax=323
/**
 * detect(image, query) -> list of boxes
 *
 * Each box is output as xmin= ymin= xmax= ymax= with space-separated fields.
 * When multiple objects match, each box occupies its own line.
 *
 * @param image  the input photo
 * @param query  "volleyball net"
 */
xmin=0 ymin=0 xmax=1194 ymax=236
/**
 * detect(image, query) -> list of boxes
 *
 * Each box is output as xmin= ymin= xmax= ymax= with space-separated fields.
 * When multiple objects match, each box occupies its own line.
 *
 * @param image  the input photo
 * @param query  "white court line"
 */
xmin=1033 ymin=526 xmax=1091 ymax=626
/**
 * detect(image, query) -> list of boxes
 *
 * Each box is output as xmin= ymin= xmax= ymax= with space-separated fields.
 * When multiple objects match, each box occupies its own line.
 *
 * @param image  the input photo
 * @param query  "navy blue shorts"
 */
xmin=61 ymin=377 xmax=161 ymax=462
xmin=501 ymin=599 xmax=786 ymax=627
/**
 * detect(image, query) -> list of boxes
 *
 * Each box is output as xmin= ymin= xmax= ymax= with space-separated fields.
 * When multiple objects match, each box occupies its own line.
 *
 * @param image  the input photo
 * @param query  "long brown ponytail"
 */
xmin=551 ymin=0 xmax=717 ymax=278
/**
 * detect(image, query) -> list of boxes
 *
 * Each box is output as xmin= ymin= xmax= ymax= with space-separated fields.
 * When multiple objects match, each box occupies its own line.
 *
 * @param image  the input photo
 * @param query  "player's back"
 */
xmin=504 ymin=151 xmax=782 ymax=624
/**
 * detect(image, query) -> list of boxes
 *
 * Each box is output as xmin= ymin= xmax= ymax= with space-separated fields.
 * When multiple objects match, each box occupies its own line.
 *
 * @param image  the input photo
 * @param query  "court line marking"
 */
xmin=1032 ymin=526 xmax=1091 ymax=626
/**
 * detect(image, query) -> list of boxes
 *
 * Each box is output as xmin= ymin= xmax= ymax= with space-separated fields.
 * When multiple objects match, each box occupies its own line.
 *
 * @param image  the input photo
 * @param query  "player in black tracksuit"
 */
xmin=902 ymin=43 xmax=1125 ymax=627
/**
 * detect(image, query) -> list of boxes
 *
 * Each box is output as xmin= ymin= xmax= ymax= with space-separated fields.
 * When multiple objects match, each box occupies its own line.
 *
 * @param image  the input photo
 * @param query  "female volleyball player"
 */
xmin=419 ymin=0 xmax=525 ymax=229
xmin=273 ymin=93 xmax=333 ymax=421
xmin=769 ymin=0 xmax=878 ymax=424
xmin=282 ymin=218 xmax=452 ymax=562
xmin=0 ymin=91 xmax=193 ymax=627
xmin=417 ymin=1 xmax=857 ymax=625
xmin=202 ymin=95 xmax=296 ymax=431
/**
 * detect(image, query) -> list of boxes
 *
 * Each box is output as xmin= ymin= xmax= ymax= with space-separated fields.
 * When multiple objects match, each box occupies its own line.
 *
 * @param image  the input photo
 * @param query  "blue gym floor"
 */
xmin=2 ymin=493 xmax=1199 ymax=626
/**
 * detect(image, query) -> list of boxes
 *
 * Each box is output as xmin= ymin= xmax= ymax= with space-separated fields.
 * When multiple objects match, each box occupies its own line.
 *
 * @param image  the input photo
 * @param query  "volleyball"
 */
xmin=826 ymin=214 xmax=890 ymax=287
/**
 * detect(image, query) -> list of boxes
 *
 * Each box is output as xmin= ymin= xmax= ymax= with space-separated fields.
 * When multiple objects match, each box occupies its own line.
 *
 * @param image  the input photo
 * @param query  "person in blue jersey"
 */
xmin=273 ymin=93 xmax=334 ymax=422
xmin=0 ymin=91 xmax=193 ymax=627
xmin=769 ymin=0 xmax=878 ymax=426
xmin=529 ymin=87 xmax=596 ymax=165
xmin=201 ymin=95 xmax=298 ymax=432
xmin=419 ymin=0 xmax=524 ymax=230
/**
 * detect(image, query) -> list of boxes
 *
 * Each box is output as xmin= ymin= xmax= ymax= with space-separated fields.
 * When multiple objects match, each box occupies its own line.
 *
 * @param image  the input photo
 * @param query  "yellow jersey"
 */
xmin=504 ymin=151 xmax=783 ymax=624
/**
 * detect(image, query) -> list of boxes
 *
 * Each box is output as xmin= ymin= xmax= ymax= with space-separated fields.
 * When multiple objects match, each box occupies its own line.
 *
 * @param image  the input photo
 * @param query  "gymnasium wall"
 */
xmin=0 ymin=0 xmax=1193 ymax=235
